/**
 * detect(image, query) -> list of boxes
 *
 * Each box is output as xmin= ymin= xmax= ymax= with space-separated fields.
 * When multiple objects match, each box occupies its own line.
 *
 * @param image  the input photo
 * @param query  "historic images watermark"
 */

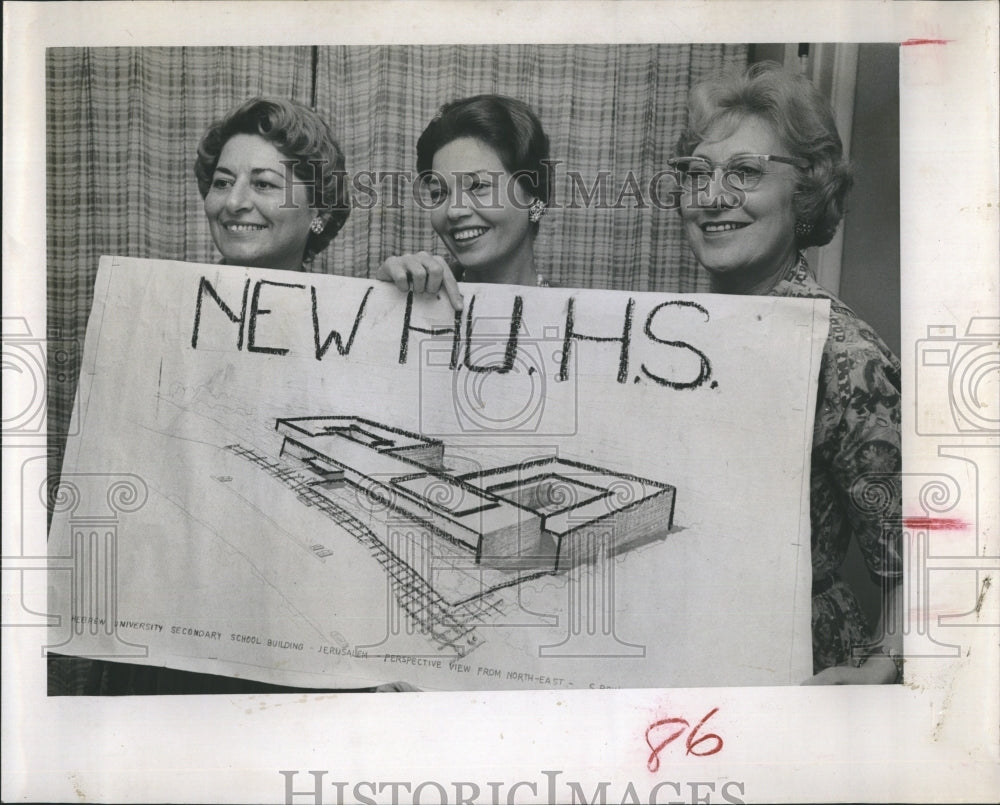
xmin=278 ymin=769 xmax=748 ymax=805
xmin=277 ymin=160 xmax=749 ymax=214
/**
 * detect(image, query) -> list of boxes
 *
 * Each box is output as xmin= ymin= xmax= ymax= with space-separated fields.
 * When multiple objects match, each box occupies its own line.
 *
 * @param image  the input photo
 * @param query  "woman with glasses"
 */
xmin=671 ymin=62 xmax=903 ymax=684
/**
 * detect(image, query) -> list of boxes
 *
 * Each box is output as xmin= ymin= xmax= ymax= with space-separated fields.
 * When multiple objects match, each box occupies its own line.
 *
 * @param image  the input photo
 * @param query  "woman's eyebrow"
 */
xmin=463 ymin=170 xmax=501 ymax=186
xmin=212 ymin=165 xmax=285 ymax=179
xmin=237 ymin=167 xmax=286 ymax=183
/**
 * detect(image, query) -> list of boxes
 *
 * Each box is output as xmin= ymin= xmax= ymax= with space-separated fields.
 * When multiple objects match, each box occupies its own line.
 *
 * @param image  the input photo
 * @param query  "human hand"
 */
xmin=375 ymin=252 xmax=463 ymax=311
xmin=800 ymin=654 xmax=899 ymax=685
xmin=373 ymin=680 xmax=422 ymax=692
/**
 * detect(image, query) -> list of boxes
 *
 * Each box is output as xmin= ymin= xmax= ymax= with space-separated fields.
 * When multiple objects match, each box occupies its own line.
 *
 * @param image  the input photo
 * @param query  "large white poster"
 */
xmin=48 ymin=256 xmax=823 ymax=689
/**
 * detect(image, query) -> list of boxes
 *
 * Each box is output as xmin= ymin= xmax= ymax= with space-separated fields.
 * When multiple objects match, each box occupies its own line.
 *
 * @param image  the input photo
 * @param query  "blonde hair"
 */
xmin=676 ymin=62 xmax=853 ymax=248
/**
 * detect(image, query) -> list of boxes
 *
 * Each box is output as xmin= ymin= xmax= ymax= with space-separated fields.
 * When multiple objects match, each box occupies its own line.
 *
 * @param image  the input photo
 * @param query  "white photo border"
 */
xmin=3 ymin=2 xmax=998 ymax=803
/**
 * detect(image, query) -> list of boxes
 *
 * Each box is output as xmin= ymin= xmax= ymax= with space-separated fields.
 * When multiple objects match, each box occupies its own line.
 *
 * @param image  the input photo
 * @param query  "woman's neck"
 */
xmin=462 ymin=236 xmax=536 ymax=285
xmin=219 ymin=250 xmax=307 ymax=272
xmin=708 ymin=250 xmax=799 ymax=296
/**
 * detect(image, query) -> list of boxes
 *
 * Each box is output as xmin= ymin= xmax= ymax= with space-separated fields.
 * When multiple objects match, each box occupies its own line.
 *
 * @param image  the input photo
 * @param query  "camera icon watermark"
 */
xmin=915 ymin=317 xmax=999 ymax=435
xmin=1 ymin=316 xmax=79 ymax=439
xmin=418 ymin=315 xmax=578 ymax=437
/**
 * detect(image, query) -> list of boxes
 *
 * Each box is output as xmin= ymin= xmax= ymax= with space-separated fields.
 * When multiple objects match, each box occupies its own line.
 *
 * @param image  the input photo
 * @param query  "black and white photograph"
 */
xmin=3 ymin=2 xmax=998 ymax=803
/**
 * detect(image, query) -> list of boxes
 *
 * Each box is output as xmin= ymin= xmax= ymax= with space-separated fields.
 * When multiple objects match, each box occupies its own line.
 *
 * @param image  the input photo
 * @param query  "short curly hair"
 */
xmin=416 ymin=94 xmax=552 ymax=219
xmin=675 ymin=62 xmax=853 ymax=248
xmin=194 ymin=97 xmax=350 ymax=260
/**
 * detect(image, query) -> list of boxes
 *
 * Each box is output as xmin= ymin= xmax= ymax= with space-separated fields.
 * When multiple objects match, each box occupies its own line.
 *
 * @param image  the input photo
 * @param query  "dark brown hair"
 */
xmin=194 ymin=97 xmax=350 ymax=260
xmin=417 ymin=94 xmax=553 ymax=215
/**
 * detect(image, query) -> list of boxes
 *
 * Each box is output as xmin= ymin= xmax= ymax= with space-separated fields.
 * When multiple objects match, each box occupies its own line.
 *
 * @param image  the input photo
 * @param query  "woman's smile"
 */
xmin=222 ymin=221 xmax=268 ymax=233
xmin=215 ymin=217 xmax=272 ymax=239
xmin=450 ymin=225 xmax=491 ymax=244
xmin=700 ymin=220 xmax=751 ymax=235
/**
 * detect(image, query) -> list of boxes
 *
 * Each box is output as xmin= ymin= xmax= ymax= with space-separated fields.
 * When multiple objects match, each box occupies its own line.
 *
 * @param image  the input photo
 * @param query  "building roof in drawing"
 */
xmin=276 ymin=416 xmax=675 ymax=571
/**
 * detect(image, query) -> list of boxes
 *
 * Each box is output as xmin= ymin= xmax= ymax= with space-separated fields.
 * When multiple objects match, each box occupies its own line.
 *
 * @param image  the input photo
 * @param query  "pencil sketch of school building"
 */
xmin=275 ymin=416 xmax=676 ymax=573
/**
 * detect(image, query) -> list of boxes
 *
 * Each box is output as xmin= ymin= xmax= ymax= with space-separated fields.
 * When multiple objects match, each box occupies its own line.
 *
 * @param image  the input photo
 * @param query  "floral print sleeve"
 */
xmin=819 ymin=314 xmax=903 ymax=581
xmin=771 ymin=256 xmax=903 ymax=672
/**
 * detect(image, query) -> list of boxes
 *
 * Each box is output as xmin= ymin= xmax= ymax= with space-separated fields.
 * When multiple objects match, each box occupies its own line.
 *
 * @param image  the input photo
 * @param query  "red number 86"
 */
xmin=645 ymin=707 xmax=723 ymax=772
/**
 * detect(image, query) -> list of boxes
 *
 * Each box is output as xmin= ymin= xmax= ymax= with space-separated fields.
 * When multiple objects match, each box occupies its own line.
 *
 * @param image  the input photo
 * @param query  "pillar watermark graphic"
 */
xmin=45 ymin=472 xmax=151 ymax=658
xmin=3 ymin=458 xmax=153 ymax=662
xmin=536 ymin=478 xmax=647 ymax=659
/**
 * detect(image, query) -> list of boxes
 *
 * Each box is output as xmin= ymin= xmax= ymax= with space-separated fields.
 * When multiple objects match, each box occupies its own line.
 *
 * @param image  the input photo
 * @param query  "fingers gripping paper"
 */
xmin=48 ymin=256 xmax=827 ymax=690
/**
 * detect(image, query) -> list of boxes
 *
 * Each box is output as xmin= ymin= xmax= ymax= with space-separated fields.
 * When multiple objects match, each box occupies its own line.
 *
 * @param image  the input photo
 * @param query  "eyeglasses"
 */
xmin=667 ymin=154 xmax=809 ymax=191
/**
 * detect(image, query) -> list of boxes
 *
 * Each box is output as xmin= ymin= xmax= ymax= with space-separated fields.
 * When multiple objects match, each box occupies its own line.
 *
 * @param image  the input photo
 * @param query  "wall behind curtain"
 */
xmin=46 ymin=44 xmax=748 ymax=486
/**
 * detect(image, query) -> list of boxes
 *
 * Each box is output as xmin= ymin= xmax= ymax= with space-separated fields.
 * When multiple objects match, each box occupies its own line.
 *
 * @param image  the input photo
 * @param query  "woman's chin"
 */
xmin=700 ymin=261 xmax=743 ymax=278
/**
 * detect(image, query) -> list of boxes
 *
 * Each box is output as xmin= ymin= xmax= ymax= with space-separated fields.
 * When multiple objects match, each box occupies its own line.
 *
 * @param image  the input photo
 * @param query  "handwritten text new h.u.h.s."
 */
xmin=189 ymin=274 xmax=717 ymax=392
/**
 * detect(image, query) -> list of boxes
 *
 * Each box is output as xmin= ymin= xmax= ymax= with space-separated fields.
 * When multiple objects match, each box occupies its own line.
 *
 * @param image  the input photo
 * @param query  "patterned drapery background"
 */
xmin=46 ymin=44 xmax=748 ymax=486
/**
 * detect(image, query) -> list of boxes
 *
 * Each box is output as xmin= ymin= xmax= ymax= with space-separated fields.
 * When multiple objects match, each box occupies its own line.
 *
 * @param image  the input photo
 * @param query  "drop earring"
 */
xmin=528 ymin=199 xmax=547 ymax=223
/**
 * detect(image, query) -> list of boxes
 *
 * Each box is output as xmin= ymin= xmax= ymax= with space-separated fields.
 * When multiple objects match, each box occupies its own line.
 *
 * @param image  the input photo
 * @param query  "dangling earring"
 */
xmin=795 ymin=220 xmax=814 ymax=238
xmin=310 ymin=217 xmax=325 ymax=234
xmin=528 ymin=199 xmax=547 ymax=223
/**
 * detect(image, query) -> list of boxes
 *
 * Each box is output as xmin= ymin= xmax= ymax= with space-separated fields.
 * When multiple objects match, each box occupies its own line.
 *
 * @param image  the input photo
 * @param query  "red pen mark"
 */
xmin=901 ymin=38 xmax=952 ymax=46
xmin=645 ymin=707 xmax=723 ymax=772
xmin=903 ymin=517 xmax=970 ymax=530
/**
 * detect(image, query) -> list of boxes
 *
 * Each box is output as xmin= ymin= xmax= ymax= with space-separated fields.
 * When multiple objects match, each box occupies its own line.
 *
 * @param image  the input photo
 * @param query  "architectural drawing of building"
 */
xmin=276 ymin=416 xmax=675 ymax=573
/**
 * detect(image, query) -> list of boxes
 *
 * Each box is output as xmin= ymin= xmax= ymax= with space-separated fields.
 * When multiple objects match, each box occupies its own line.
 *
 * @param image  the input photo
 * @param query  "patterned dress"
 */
xmin=770 ymin=256 xmax=903 ymax=673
